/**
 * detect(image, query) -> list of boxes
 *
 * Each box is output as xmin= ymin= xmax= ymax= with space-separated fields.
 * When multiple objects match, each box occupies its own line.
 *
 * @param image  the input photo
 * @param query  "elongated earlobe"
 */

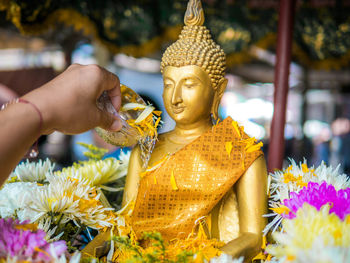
xmin=211 ymin=78 xmax=228 ymax=120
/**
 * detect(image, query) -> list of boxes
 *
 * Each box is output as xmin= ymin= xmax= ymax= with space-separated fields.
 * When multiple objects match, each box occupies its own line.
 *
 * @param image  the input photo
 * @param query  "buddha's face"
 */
xmin=163 ymin=65 xmax=214 ymax=126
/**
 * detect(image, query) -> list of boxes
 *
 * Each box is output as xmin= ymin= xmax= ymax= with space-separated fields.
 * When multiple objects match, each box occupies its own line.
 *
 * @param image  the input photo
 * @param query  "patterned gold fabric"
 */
xmin=130 ymin=117 xmax=262 ymax=240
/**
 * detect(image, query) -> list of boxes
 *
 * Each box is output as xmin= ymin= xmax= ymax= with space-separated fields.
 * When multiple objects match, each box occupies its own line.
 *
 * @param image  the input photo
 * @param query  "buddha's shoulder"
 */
xmin=154 ymin=131 xmax=173 ymax=149
xmin=153 ymin=131 xmax=187 ymax=154
xmin=157 ymin=132 xmax=169 ymax=142
xmin=158 ymin=130 xmax=175 ymax=139
xmin=130 ymin=132 xmax=170 ymax=154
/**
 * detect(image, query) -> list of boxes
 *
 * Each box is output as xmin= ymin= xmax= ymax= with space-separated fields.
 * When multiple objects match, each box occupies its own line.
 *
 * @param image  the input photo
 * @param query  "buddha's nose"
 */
xmin=171 ymin=84 xmax=183 ymax=105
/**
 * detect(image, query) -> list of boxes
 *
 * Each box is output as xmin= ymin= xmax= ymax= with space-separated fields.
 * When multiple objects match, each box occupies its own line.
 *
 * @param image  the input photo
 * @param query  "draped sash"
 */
xmin=130 ymin=117 xmax=262 ymax=240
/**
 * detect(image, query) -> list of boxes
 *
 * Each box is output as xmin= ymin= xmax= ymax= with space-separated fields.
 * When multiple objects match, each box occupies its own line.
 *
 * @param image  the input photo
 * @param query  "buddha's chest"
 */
xmin=148 ymin=137 xmax=190 ymax=167
xmin=142 ymin=138 xmax=234 ymax=198
xmin=131 ymin=136 xmax=242 ymax=240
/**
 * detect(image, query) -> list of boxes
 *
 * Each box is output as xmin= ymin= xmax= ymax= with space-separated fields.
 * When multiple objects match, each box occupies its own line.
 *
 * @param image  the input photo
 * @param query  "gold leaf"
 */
xmin=252 ymin=252 xmax=267 ymax=261
xmin=170 ymin=170 xmax=179 ymax=191
xmin=246 ymin=141 xmax=263 ymax=153
xmin=271 ymin=205 xmax=290 ymax=215
xmin=154 ymin=117 xmax=161 ymax=128
xmin=232 ymin=121 xmax=241 ymax=138
xmin=225 ymin=141 xmax=233 ymax=156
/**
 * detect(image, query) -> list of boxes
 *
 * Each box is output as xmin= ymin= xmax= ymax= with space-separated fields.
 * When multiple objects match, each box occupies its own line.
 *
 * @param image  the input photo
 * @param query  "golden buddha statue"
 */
xmin=86 ymin=0 xmax=267 ymax=261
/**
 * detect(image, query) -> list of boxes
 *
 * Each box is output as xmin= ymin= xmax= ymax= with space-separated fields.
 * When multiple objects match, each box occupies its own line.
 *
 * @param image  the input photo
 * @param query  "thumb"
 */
xmin=98 ymin=110 xmax=122 ymax=131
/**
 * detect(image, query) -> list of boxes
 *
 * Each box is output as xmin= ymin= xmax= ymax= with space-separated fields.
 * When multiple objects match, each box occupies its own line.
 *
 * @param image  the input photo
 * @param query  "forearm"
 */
xmin=224 ymin=156 xmax=267 ymax=262
xmin=221 ymin=232 xmax=261 ymax=262
xmin=0 ymin=102 xmax=41 ymax=183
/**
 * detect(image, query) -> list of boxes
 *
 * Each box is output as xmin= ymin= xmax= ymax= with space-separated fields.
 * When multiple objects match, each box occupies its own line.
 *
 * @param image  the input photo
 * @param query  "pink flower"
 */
xmin=282 ymin=181 xmax=350 ymax=220
xmin=0 ymin=218 xmax=67 ymax=261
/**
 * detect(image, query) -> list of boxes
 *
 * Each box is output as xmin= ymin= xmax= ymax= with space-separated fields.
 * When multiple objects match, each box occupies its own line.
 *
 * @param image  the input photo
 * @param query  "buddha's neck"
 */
xmin=171 ymin=117 xmax=212 ymax=143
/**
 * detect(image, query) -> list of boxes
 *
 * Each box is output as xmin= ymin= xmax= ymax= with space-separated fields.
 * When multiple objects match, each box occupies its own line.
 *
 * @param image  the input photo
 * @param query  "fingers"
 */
xmin=103 ymin=69 xmax=120 ymax=92
xmin=98 ymin=110 xmax=122 ymax=132
xmin=101 ymin=69 xmax=121 ymax=111
xmin=108 ymin=87 xmax=121 ymax=112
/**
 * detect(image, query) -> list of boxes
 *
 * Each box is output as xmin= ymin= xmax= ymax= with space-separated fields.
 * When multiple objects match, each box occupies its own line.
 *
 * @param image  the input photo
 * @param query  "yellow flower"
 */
xmin=282 ymin=172 xmax=307 ymax=188
xmin=225 ymin=141 xmax=233 ymax=156
xmin=267 ymin=204 xmax=350 ymax=259
xmin=270 ymin=205 xmax=290 ymax=215
xmin=301 ymin=163 xmax=309 ymax=173
xmin=78 ymin=198 xmax=99 ymax=212
xmin=14 ymin=223 xmax=38 ymax=232
xmin=123 ymin=103 xmax=162 ymax=138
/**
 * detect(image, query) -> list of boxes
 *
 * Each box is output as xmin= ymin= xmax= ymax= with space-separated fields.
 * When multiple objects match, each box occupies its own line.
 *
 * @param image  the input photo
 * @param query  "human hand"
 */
xmin=22 ymin=64 xmax=122 ymax=135
xmin=0 ymin=83 xmax=18 ymax=106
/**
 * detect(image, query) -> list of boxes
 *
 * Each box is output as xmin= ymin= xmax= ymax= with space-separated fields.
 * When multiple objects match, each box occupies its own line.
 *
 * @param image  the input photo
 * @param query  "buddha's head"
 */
xmin=160 ymin=0 xmax=227 ymax=125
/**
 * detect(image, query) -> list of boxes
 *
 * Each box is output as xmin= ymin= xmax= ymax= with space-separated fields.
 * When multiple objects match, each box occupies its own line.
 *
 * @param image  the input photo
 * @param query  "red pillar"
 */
xmin=267 ymin=0 xmax=296 ymax=172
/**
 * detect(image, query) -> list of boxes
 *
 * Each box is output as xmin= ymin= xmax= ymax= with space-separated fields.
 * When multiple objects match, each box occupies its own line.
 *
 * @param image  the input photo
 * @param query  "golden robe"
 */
xmin=130 ymin=117 xmax=263 ymax=240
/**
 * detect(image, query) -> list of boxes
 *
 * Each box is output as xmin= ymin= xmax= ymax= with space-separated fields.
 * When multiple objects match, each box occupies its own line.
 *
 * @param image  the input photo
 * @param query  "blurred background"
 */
xmin=1 ymin=0 xmax=350 ymax=174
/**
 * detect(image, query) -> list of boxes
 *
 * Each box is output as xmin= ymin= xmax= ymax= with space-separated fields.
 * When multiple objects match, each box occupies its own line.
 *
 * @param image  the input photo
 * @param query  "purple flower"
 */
xmin=283 ymin=181 xmax=350 ymax=220
xmin=0 ymin=218 xmax=67 ymax=261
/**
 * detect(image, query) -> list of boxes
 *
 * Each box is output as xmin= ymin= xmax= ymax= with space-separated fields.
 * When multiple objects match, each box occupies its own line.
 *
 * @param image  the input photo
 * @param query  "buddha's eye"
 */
xmin=183 ymin=81 xmax=196 ymax=89
xmin=182 ymin=78 xmax=195 ymax=87
xmin=183 ymin=79 xmax=196 ymax=89
xmin=164 ymin=82 xmax=173 ymax=89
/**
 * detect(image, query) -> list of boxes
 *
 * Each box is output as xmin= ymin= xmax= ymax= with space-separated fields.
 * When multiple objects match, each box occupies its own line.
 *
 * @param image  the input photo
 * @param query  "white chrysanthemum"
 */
xmin=56 ymin=158 xmax=126 ymax=191
xmin=72 ymin=194 xmax=115 ymax=229
xmin=265 ymin=243 xmax=350 ymax=263
xmin=0 ymin=182 xmax=39 ymax=221
xmin=50 ymin=251 xmax=81 ymax=263
xmin=264 ymin=258 xmax=281 ymax=263
xmin=118 ymin=150 xmax=131 ymax=176
xmin=46 ymin=174 xmax=92 ymax=200
xmin=210 ymin=254 xmax=243 ymax=263
xmin=264 ymin=159 xmax=350 ymax=235
xmin=10 ymin=158 xmax=55 ymax=183
xmin=289 ymin=245 xmax=350 ymax=263
xmin=269 ymin=160 xmax=350 ymax=203
xmin=28 ymin=184 xmax=78 ymax=224
xmin=312 ymin=162 xmax=350 ymax=190
xmin=28 ymin=174 xmax=114 ymax=229
xmin=37 ymin=217 xmax=64 ymax=242
xmin=27 ymin=175 xmax=92 ymax=223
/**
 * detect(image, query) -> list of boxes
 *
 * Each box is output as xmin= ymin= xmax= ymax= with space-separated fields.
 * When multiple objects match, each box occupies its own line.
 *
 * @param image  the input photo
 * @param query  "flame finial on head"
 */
xmin=184 ymin=0 xmax=204 ymax=26
xmin=161 ymin=0 xmax=226 ymax=91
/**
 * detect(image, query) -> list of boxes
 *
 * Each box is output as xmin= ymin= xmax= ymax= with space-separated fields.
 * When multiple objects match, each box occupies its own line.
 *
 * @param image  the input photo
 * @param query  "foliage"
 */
xmin=113 ymin=232 xmax=194 ymax=263
xmin=1 ymin=0 xmax=350 ymax=69
xmin=77 ymin=142 xmax=109 ymax=160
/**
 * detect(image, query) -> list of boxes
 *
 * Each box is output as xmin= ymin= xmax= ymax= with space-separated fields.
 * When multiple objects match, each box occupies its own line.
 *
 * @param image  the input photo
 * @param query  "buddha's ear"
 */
xmin=211 ymin=77 xmax=228 ymax=120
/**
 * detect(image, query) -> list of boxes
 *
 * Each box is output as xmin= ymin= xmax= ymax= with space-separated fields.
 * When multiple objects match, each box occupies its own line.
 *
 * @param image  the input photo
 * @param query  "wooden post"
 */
xmin=267 ymin=0 xmax=296 ymax=172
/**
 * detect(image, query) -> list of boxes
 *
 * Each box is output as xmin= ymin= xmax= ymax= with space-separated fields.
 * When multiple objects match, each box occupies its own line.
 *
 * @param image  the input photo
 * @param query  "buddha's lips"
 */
xmin=171 ymin=107 xmax=185 ymax=114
